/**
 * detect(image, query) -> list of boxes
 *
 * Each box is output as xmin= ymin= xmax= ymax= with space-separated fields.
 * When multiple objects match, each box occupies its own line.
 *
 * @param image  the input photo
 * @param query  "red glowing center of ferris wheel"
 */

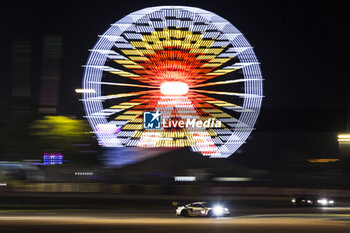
xmin=127 ymin=47 xmax=218 ymax=94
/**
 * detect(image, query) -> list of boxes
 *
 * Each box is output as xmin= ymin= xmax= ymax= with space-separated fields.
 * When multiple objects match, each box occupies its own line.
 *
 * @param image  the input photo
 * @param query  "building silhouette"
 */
xmin=38 ymin=35 xmax=63 ymax=114
xmin=11 ymin=39 xmax=32 ymax=113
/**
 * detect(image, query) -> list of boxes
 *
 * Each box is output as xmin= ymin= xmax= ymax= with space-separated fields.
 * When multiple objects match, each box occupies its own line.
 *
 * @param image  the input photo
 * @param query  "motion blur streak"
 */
xmin=1 ymin=216 xmax=350 ymax=233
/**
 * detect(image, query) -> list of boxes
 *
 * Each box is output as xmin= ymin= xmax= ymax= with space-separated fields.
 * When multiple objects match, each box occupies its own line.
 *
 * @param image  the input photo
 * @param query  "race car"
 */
xmin=291 ymin=195 xmax=335 ymax=207
xmin=175 ymin=202 xmax=230 ymax=217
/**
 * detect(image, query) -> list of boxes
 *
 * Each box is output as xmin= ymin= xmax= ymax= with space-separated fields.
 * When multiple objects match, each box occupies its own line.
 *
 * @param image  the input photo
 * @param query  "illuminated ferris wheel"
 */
xmin=81 ymin=6 xmax=263 ymax=158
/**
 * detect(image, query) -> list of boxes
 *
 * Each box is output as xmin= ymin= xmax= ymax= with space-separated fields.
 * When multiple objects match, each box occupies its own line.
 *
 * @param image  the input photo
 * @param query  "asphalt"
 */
xmin=1 ymin=193 xmax=350 ymax=232
xmin=1 ymin=215 xmax=350 ymax=233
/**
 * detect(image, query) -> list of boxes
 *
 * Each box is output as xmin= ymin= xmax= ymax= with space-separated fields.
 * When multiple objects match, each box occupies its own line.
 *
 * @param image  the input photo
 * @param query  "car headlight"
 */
xmin=317 ymin=199 xmax=328 ymax=205
xmin=213 ymin=205 xmax=224 ymax=216
xmin=224 ymin=208 xmax=229 ymax=212
xmin=328 ymin=200 xmax=334 ymax=204
xmin=291 ymin=198 xmax=296 ymax=203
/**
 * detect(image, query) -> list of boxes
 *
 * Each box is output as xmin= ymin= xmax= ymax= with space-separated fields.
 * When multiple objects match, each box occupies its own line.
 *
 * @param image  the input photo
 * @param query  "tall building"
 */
xmin=38 ymin=36 xmax=63 ymax=114
xmin=12 ymin=39 xmax=31 ymax=98
xmin=11 ymin=39 xmax=32 ymax=113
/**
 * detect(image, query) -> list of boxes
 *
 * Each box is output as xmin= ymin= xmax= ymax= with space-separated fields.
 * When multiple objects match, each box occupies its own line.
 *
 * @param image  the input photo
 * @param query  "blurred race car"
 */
xmin=175 ymin=202 xmax=230 ymax=217
xmin=291 ymin=195 xmax=335 ymax=207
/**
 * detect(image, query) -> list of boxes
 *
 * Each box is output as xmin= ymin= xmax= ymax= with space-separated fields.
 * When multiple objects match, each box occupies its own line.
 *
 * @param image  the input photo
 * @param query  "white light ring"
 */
xmin=82 ymin=6 xmax=263 ymax=156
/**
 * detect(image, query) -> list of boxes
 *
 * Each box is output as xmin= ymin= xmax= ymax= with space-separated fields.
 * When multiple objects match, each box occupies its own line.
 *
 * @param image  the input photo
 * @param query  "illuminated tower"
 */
xmin=38 ymin=35 xmax=63 ymax=114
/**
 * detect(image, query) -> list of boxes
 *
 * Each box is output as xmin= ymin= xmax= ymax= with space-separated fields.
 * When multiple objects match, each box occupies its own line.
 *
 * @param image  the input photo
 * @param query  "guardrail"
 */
xmin=2 ymin=183 xmax=350 ymax=198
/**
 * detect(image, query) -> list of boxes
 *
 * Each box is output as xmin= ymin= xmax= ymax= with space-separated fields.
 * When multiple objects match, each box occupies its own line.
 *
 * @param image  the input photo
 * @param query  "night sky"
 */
xmin=1 ymin=0 xmax=349 ymax=166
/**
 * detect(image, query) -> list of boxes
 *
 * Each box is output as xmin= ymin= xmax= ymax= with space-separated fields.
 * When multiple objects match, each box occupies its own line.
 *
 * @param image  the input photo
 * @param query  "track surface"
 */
xmin=1 ymin=194 xmax=350 ymax=232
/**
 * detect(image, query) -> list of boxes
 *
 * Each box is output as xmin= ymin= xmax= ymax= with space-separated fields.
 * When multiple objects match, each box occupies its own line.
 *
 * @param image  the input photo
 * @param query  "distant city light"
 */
xmin=43 ymin=153 xmax=63 ymax=165
xmin=212 ymin=177 xmax=252 ymax=182
xmin=75 ymin=172 xmax=94 ymax=176
xmin=338 ymin=134 xmax=350 ymax=142
xmin=75 ymin=88 xmax=96 ymax=93
xmin=174 ymin=176 xmax=196 ymax=182
xmin=307 ymin=158 xmax=340 ymax=163
xmin=338 ymin=134 xmax=350 ymax=138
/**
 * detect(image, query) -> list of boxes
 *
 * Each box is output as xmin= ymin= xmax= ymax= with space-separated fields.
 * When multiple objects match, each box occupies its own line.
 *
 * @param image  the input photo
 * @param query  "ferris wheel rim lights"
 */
xmin=81 ymin=6 xmax=263 ymax=158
